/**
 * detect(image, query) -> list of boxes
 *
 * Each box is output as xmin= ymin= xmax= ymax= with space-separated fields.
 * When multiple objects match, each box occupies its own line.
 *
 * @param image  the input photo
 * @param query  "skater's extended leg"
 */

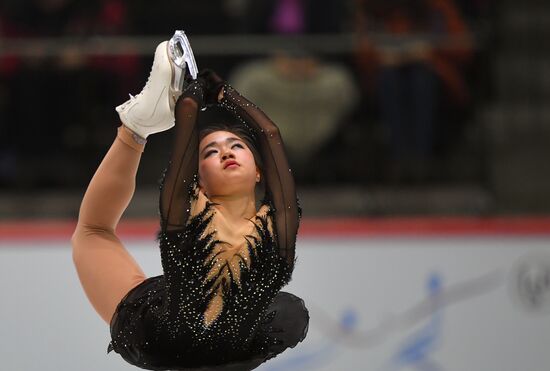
xmin=72 ymin=38 xmax=188 ymax=324
xmin=72 ymin=126 xmax=147 ymax=324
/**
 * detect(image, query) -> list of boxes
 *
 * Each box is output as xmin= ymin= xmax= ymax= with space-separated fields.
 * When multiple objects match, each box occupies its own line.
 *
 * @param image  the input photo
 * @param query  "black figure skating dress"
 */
xmin=108 ymin=83 xmax=309 ymax=371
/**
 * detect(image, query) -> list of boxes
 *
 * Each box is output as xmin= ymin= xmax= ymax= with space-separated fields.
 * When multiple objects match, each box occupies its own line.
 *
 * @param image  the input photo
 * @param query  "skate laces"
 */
xmin=129 ymin=70 xmax=153 ymax=102
xmin=119 ymin=42 xmax=179 ymax=111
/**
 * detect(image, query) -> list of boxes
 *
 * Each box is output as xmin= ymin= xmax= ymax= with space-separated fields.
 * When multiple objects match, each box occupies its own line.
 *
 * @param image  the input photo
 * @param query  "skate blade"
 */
xmin=168 ymin=30 xmax=198 ymax=80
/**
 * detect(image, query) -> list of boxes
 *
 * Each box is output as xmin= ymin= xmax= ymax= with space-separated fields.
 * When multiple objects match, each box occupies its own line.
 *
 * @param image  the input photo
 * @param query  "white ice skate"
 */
xmin=116 ymin=31 xmax=198 ymax=139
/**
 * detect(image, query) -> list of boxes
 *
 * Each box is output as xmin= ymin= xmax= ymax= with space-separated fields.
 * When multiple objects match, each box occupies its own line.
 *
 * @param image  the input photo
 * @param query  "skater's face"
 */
xmin=198 ymin=131 xmax=260 ymax=198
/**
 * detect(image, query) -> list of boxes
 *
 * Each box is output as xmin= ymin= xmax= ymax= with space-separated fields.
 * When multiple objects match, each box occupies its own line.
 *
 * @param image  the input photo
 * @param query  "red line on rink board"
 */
xmin=1 ymin=217 xmax=550 ymax=241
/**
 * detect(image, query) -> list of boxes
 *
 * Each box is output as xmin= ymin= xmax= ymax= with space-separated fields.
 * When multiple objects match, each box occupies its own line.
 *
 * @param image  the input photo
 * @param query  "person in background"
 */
xmin=244 ymin=0 xmax=348 ymax=34
xmin=230 ymin=50 xmax=358 ymax=181
xmin=355 ymin=0 xmax=472 ymax=181
xmin=0 ymin=0 xmax=140 ymax=187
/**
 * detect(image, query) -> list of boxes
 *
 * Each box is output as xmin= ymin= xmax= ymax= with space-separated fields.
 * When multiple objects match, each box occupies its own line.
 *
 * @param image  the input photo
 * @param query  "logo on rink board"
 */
xmin=510 ymin=253 xmax=550 ymax=314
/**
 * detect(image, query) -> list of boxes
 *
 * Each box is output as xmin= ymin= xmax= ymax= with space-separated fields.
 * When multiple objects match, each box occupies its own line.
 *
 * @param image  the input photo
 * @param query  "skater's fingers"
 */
xmin=196 ymin=69 xmax=224 ymax=105
xmin=181 ymin=79 xmax=206 ymax=106
xmin=199 ymin=69 xmax=224 ymax=86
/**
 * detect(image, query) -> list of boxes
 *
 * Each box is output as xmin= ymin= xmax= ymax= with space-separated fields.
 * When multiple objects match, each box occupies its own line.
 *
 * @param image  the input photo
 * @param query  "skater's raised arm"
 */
xmin=220 ymin=85 xmax=299 ymax=269
xmin=158 ymin=96 xmax=199 ymax=231
xmin=159 ymin=81 xmax=205 ymax=231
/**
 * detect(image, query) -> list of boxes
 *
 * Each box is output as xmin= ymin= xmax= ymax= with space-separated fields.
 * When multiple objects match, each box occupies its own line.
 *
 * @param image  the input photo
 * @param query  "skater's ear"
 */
xmin=197 ymin=177 xmax=207 ymax=197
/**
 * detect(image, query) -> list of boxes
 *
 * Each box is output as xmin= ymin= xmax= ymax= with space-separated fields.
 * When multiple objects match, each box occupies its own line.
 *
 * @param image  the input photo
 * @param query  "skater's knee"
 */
xmin=71 ymin=228 xmax=87 ymax=269
xmin=71 ymin=224 xmax=117 ymax=266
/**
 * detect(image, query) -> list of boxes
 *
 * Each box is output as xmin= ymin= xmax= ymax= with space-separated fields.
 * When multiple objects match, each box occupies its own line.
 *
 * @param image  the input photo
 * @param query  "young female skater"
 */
xmin=72 ymin=38 xmax=308 ymax=370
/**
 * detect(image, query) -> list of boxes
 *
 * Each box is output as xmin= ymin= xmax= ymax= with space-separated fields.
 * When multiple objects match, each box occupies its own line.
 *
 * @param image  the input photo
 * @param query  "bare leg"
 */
xmin=72 ymin=126 xmax=147 ymax=324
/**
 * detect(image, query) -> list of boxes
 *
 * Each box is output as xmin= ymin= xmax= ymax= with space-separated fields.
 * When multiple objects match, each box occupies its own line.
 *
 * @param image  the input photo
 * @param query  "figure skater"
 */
xmin=71 ymin=34 xmax=308 ymax=370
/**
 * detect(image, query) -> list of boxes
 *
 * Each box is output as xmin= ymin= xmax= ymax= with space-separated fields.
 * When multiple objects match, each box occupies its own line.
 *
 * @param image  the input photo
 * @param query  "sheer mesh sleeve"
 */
xmin=159 ymin=97 xmax=200 ymax=231
xmin=219 ymin=85 xmax=300 ymax=268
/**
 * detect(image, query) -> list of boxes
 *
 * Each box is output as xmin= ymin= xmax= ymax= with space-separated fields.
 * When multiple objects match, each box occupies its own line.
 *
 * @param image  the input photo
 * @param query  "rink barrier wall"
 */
xmin=1 ymin=217 xmax=550 ymax=241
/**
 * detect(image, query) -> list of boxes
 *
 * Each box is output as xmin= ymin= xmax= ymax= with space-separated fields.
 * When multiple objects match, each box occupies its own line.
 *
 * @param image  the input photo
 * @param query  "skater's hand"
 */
xmin=198 ymin=69 xmax=225 ymax=104
xmin=181 ymin=69 xmax=224 ymax=107
xmin=181 ymin=78 xmax=207 ymax=106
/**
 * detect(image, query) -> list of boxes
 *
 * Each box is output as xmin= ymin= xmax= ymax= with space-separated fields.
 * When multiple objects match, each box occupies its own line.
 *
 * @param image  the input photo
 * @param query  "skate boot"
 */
xmin=116 ymin=32 xmax=197 ymax=139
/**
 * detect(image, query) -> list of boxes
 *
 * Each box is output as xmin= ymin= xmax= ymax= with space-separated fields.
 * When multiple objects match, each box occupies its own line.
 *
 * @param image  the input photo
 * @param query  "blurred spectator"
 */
xmin=244 ymin=0 xmax=349 ymax=34
xmin=0 ymin=0 xmax=139 ymax=188
xmin=230 ymin=51 xmax=358 ymax=181
xmin=0 ymin=0 xmax=138 ymax=92
xmin=355 ymin=0 xmax=472 ymax=181
xmin=228 ymin=0 xmax=356 ymax=182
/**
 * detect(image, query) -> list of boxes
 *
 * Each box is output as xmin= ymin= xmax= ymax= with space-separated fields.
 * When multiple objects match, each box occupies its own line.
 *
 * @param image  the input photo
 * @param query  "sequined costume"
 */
xmin=107 ymin=83 xmax=308 ymax=370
